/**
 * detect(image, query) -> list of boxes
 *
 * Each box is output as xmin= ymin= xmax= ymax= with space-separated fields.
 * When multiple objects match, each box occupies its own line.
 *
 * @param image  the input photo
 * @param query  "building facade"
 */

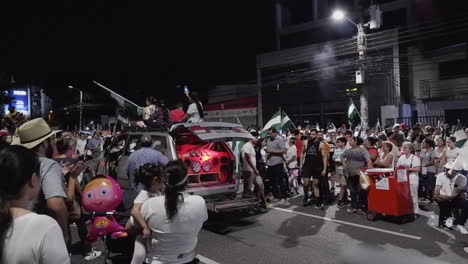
xmin=257 ymin=0 xmax=468 ymax=128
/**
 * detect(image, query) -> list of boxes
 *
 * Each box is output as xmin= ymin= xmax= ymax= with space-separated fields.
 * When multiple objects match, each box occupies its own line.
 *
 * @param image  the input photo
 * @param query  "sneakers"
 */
xmin=456 ymin=225 xmax=468 ymax=235
xmin=314 ymin=203 xmax=324 ymax=210
xmin=302 ymin=197 xmax=309 ymax=207
xmin=84 ymin=247 xmax=102 ymax=261
xmin=445 ymin=217 xmax=454 ymax=228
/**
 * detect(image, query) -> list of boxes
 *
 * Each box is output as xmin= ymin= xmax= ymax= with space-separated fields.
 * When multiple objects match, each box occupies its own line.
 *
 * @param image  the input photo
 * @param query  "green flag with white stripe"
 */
xmin=260 ymin=110 xmax=282 ymax=137
xmin=453 ymin=121 xmax=467 ymax=148
xmin=347 ymin=98 xmax=359 ymax=123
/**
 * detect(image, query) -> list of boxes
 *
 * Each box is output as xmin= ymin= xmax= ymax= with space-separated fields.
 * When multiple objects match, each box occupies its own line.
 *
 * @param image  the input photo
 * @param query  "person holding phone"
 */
xmin=182 ymin=89 xmax=204 ymax=123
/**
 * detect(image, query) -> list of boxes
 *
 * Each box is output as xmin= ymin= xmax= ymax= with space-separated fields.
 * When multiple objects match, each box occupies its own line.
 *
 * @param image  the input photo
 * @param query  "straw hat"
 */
xmin=13 ymin=118 xmax=61 ymax=149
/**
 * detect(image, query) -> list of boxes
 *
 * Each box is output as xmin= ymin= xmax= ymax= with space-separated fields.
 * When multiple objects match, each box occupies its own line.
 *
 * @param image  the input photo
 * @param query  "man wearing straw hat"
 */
xmin=14 ymin=118 xmax=70 ymax=241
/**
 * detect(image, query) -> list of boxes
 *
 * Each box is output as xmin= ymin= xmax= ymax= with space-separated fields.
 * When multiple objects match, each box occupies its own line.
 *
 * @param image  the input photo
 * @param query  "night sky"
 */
xmin=0 ymin=1 xmax=275 ymax=109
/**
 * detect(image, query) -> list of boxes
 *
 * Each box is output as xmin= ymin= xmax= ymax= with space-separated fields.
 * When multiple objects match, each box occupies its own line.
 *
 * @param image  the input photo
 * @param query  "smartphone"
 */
xmin=184 ymin=85 xmax=189 ymax=94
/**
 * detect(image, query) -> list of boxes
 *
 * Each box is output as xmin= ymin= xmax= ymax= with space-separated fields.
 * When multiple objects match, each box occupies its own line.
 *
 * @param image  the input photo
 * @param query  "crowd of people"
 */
xmin=1 ymin=100 xmax=468 ymax=263
xmin=0 ymin=117 xmax=208 ymax=263
xmin=241 ymin=122 xmax=468 ymax=233
xmin=136 ymin=91 xmax=205 ymax=129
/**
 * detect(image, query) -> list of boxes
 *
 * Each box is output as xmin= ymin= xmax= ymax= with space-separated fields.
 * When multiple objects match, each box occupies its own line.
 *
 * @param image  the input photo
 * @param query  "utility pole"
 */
xmin=356 ymin=23 xmax=369 ymax=129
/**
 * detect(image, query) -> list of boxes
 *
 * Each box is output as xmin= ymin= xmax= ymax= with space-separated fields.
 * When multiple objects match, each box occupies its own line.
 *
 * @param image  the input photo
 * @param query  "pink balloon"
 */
xmin=82 ymin=175 xmax=123 ymax=212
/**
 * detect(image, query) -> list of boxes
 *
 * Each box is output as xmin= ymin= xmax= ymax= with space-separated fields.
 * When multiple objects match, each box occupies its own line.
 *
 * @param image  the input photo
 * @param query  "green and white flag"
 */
xmin=94 ymin=81 xmax=143 ymax=118
xmin=260 ymin=110 xmax=295 ymax=137
xmin=453 ymin=121 xmax=467 ymax=148
xmin=347 ymin=98 xmax=359 ymax=123
xmin=281 ymin=111 xmax=295 ymax=131
xmin=260 ymin=110 xmax=282 ymax=138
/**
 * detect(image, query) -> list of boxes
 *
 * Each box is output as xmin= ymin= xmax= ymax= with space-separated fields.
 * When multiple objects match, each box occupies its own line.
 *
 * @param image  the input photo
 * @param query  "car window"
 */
xmin=127 ymin=135 xmax=168 ymax=156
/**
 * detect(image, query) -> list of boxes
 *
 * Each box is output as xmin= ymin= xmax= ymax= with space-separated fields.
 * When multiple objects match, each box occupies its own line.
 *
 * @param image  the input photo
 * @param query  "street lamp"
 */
xmin=68 ymin=85 xmax=83 ymax=131
xmin=331 ymin=9 xmax=369 ymax=129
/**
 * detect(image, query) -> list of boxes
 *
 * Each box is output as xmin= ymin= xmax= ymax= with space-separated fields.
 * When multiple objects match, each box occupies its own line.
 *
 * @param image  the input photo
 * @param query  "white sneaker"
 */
xmin=464 ymin=247 xmax=468 ymax=253
xmin=84 ymin=248 xmax=102 ymax=261
xmin=456 ymin=225 xmax=468 ymax=235
xmin=282 ymin=199 xmax=290 ymax=206
xmin=445 ymin=217 xmax=454 ymax=228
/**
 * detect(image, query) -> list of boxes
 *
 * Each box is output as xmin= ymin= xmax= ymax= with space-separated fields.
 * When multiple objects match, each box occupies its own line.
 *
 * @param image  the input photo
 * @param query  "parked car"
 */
xmin=97 ymin=122 xmax=259 ymax=212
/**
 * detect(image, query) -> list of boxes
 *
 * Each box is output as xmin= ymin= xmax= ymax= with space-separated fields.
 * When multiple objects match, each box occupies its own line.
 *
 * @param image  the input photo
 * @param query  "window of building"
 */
xmin=439 ymin=59 xmax=468 ymax=79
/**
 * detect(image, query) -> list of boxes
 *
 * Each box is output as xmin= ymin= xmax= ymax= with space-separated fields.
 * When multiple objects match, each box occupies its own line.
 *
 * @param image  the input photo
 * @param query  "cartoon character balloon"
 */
xmin=82 ymin=175 xmax=128 ymax=242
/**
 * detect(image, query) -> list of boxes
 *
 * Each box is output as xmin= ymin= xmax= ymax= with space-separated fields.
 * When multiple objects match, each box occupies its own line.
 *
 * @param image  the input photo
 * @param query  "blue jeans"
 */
xmin=422 ymin=172 xmax=436 ymax=200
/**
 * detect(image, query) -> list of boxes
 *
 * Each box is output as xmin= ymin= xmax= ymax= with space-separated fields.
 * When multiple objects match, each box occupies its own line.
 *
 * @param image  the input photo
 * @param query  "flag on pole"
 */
xmin=94 ymin=81 xmax=143 ymax=117
xmin=452 ymin=120 xmax=467 ymax=148
xmin=260 ymin=110 xmax=295 ymax=137
xmin=281 ymin=111 xmax=295 ymax=131
xmin=260 ymin=110 xmax=282 ymax=137
xmin=347 ymin=98 xmax=359 ymax=124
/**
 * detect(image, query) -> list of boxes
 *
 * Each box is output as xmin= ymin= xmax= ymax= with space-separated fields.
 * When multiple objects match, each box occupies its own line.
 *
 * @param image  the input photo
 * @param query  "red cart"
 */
xmin=365 ymin=167 xmax=413 ymax=223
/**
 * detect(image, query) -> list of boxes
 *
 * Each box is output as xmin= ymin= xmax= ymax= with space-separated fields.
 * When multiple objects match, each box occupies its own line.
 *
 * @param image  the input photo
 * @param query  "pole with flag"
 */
xmin=260 ymin=109 xmax=295 ymax=137
xmin=93 ymin=81 xmax=143 ymax=117
xmin=452 ymin=119 xmax=467 ymax=148
xmin=347 ymin=97 xmax=361 ymax=127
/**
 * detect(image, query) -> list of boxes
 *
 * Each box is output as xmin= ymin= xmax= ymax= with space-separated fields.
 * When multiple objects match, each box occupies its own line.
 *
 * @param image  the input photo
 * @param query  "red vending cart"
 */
xmin=365 ymin=167 xmax=413 ymax=223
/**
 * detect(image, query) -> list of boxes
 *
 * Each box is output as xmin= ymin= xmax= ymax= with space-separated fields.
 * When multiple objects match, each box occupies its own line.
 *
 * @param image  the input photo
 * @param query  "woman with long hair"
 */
xmin=183 ymin=91 xmax=204 ymax=123
xmin=137 ymin=96 xmax=171 ymax=128
xmin=0 ymin=146 xmax=69 ymax=263
xmin=141 ymin=160 xmax=208 ymax=264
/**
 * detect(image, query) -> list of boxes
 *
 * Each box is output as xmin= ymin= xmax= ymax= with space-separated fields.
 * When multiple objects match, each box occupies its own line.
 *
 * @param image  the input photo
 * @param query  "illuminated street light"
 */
xmin=331 ymin=10 xmax=345 ymax=21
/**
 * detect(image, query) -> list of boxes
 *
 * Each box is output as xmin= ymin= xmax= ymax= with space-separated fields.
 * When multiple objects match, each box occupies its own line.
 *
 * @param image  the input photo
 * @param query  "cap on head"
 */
xmin=393 ymin=124 xmax=401 ymax=129
xmin=140 ymin=134 xmax=152 ymax=146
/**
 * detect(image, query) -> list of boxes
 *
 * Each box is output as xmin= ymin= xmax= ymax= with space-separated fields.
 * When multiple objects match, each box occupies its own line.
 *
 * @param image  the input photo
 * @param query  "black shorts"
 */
xmin=301 ymin=166 xmax=322 ymax=180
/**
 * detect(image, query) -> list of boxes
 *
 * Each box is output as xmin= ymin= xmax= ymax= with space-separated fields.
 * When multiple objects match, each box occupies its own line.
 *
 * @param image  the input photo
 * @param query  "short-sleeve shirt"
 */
xmin=187 ymin=103 xmax=203 ymax=123
xmin=170 ymin=109 xmax=185 ymax=122
xmin=266 ymin=135 xmax=287 ymax=166
xmin=29 ymin=156 xmax=67 ymax=213
xmin=130 ymin=189 xmax=160 ymax=226
xmin=141 ymin=194 xmax=208 ymax=264
xmin=341 ymin=147 xmax=370 ymax=172
xmin=286 ymin=145 xmax=298 ymax=169
xmin=436 ymin=172 xmax=467 ymax=196
xmin=127 ymin=148 xmax=169 ymax=184
xmin=446 ymin=147 xmax=460 ymax=163
xmin=241 ymin=141 xmax=256 ymax=172
xmin=2 ymin=213 xmax=70 ymax=264
xmin=420 ymin=149 xmax=437 ymax=173
xmin=397 ymin=154 xmax=421 ymax=185
xmin=333 ymin=147 xmax=346 ymax=169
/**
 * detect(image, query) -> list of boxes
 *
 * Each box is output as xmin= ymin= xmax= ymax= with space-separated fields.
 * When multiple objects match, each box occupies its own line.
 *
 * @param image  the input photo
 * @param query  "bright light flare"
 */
xmin=332 ymin=10 xmax=346 ymax=20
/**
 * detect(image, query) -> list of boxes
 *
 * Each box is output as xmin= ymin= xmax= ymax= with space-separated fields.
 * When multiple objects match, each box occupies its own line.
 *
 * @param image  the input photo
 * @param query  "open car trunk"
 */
xmin=171 ymin=122 xmax=253 ymax=188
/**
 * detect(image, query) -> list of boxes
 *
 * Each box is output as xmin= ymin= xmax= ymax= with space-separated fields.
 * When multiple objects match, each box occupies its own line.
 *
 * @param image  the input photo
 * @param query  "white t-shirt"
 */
xmin=141 ymin=194 xmax=208 ymax=264
xmin=75 ymin=138 xmax=87 ymax=155
xmin=241 ymin=141 xmax=257 ymax=172
xmin=286 ymin=145 xmax=298 ymax=169
xmin=2 ymin=213 xmax=70 ymax=264
xmin=436 ymin=172 xmax=467 ymax=196
xmin=130 ymin=189 xmax=160 ymax=225
xmin=397 ymin=154 xmax=421 ymax=185
xmin=446 ymin=147 xmax=460 ymax=163
xmin=187 ymin=103 xmax=203 ymax=123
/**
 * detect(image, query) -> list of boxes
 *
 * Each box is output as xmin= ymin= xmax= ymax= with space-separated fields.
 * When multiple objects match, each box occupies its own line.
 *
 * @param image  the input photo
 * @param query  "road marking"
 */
xmin=198 ymin=254 xmax=221 ymax=264
xmin=272 ymin=207 xmax=422 ymax=240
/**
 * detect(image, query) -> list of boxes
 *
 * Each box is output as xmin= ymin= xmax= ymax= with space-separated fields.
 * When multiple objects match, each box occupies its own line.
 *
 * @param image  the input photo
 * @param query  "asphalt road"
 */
xmin=71 ymin=192 xmax=468 ymax=264
xmin=70 ymin=160 xmax=468 ymax=264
